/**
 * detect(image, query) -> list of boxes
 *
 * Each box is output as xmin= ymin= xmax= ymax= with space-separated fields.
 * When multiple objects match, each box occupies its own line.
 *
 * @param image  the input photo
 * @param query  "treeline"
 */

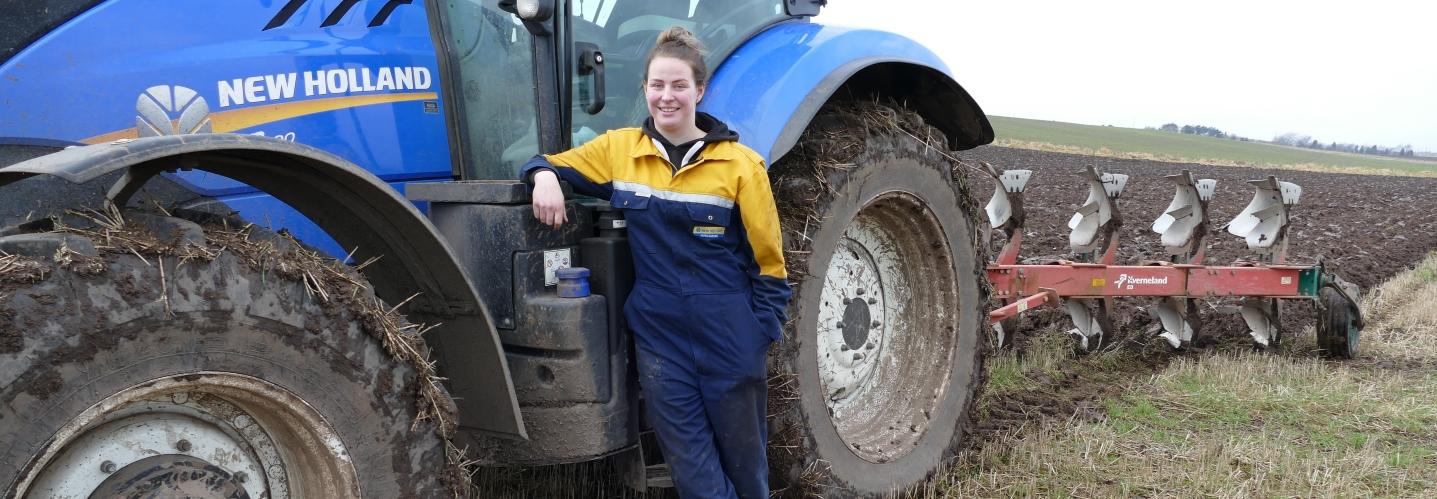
xmin=1150 ymin=123 xmax=1419 ymax=158
xmin=1153 ymin=123 xmax=1252 ymax=141
xmin=1271 ymin=132 xmax=1417 ymax=157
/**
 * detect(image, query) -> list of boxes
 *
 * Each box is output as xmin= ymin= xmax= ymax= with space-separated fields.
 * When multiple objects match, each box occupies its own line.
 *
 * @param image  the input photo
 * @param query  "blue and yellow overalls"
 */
xmin=522 ymin=113 xmax=790 ymax=498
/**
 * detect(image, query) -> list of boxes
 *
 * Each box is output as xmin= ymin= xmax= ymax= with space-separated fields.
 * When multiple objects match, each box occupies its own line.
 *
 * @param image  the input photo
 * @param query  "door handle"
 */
xmin=576 ymin=42 xmax=606 ymax=115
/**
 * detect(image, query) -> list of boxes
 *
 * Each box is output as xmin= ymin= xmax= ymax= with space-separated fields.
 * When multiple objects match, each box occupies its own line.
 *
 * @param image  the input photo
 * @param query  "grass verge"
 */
xmin=925 ymin=253 xmax=1437 ymax=497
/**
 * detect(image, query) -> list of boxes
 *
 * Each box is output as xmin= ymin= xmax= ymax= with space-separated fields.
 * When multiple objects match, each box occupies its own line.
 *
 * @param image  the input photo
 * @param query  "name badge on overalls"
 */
xmin=692 ymin=226 xmax=725 ymax=239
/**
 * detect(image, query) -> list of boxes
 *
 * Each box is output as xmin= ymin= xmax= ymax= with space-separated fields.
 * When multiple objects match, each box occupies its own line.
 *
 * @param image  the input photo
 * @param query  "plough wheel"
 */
xmin=767 ymin=102 xmax=985 ymax=496
xmin=1316 ymin=285 xmax=1361 ymax=359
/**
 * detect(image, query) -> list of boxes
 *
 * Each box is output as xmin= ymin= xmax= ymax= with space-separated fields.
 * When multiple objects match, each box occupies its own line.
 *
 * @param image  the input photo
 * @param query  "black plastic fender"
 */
xmin=771 ymin=60 xmax=994 ymax=162
xmin=0 ymin=133 xmax=526 ymax=439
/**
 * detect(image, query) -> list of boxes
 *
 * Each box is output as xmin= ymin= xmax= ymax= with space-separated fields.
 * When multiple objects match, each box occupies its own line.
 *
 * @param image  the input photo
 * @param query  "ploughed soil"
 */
xmin=960 ymin=146 xmax=1437 ymax=291
xmin=950 ymin=145 xmax=1437 ymax=456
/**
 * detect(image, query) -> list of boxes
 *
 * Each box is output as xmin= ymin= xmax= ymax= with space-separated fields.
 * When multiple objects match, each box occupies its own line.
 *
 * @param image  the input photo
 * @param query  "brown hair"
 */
xmin=643 ymin=26 xmax=708 ymax=88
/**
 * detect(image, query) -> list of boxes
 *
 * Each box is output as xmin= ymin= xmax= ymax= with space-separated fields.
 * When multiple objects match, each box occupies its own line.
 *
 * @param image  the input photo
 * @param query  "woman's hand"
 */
xmin=531 ymin=170 xmax=568 ymax=228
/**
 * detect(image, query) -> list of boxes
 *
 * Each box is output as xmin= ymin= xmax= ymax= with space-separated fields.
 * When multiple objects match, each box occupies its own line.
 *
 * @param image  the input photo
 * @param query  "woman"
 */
xmin=520 ymin=26 xmax=790 ymax=499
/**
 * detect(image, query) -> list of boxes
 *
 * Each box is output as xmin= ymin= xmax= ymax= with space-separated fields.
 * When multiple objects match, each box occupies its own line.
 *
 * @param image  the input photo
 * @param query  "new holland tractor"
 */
xmin=0 ymin=0 xmax=994 ymax=496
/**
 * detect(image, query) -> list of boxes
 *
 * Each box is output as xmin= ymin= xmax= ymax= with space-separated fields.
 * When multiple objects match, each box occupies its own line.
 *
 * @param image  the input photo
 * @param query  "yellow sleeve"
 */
xmin=543 ymin=132 xmax=615 ymax=184
xmin=738 ymin=162 xmax=787 ymax=280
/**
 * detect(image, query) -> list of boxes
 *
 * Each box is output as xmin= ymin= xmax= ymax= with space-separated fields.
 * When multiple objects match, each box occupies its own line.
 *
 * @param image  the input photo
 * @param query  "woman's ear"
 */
xmin=696 ymin=85 xmax=705 ymax=104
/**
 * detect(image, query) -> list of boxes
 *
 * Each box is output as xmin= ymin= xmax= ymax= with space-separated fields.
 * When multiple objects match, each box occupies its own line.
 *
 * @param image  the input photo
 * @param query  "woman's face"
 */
xmin=645 ymin=56 xmax=704 ymax=133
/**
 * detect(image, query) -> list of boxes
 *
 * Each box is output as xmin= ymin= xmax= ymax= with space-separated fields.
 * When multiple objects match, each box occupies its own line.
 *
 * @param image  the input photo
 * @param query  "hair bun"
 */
xmin=644 ymin=25 xmax=710 ymax=87
xmin=656 ymin=26 xmax=706 ymax=54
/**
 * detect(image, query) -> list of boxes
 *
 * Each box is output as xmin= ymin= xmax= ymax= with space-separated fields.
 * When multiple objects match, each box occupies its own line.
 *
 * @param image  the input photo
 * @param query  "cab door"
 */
xmin=431 ymin=0 xmax=543 ymax=180
xmin=565 ymin=0 xmax=789 ymax=147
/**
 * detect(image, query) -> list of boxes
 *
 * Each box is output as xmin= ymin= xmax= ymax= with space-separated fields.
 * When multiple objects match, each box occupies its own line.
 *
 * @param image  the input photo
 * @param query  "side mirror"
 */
xmin=786 ymin=0 xmax=826 ymax=17
xmin=498 ymin=0 xmax=553 ymax=22
xmin=498 ymin=0 xmax=554 ymax=36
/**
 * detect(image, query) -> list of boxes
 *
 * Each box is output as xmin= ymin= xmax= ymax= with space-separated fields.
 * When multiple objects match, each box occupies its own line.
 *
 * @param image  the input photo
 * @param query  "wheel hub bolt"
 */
xmin=836 ymin=322 xmax=845 ymax=329
xmin=867 ymin=297 xmax=877 ymax=304
xmin=852 ymin=352 xmax=863 ymax=361
xmin=843 ymin=298 xmax=851 ymax=305
xmin=871 ymin=321 xmax=881 ymax=328
xmin=176 ymin=439 xmax=192 ymax=452
xmin=100 ymin=460 xmax=116 ymax=473
xmin=234 ymin=471 xmax=247 ymax=483
xmin=856 ymin=288 xmax=866 ymax=295
xmin=840 ymin=344 xmax=850 ymax=351
xmin=865 ymin=342 xmax=876 ymax=350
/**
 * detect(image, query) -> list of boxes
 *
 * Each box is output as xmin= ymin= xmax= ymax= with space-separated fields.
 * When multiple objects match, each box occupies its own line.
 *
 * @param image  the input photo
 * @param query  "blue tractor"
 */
xmin=0 ymin=0 xmax=993 ymax=496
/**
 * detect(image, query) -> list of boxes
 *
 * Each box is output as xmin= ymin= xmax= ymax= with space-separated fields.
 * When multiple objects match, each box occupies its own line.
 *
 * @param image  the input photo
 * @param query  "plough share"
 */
xmin=983 ymin=164 xmax=1364 ymax=358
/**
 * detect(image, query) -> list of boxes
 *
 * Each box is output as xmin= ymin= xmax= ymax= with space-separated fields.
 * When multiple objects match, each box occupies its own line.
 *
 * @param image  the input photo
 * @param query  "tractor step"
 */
xmin=644 ymin=463 xmax=673 ymax=488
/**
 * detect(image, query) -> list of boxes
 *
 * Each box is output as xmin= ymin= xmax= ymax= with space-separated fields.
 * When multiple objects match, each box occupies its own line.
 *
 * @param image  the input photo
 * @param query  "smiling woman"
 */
xmin=567 ymin=0 xmax=788 ymax=143
xmin=643 ymin=28 xmax=709 ymax=146
xmin=519 ymin=26 xmax=792 ymax=498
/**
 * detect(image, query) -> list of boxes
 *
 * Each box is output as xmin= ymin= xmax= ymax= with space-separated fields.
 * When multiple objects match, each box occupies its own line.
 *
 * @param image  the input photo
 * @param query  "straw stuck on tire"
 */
xmin=766 ymin=101 xmax=989 ymax=496
xmin=0 ymin=208 xmax=468 ymax=498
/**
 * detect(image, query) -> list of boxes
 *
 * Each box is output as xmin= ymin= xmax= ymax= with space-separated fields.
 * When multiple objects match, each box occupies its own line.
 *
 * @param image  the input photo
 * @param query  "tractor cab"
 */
xmin=436 ymin=0 xmax=800 ymax=180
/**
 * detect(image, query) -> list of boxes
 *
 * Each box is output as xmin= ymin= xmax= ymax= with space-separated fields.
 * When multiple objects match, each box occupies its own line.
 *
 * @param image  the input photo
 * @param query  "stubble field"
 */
xmin=920 ymin=145 xmax=1437 ymax=498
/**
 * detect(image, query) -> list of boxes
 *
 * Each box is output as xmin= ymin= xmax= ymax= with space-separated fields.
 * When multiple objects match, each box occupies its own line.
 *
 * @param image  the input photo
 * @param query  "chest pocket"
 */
xmin=611 ymin=189 xmax=650 ymax=210
xmin=686 ymin=203 xmax=732 ymax=240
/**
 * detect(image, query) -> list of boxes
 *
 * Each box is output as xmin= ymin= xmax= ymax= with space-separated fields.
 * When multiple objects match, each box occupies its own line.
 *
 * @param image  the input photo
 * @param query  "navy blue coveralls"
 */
xmin=523 ymin=113 xmax=791 ymax=498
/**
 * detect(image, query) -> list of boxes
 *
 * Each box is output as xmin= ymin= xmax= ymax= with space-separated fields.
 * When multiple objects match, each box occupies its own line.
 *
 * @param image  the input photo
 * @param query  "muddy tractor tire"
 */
xmin=0 ymin=214 xmax=452 ymax=497
xmin=767 ymin=102 xmax=987 ymax=496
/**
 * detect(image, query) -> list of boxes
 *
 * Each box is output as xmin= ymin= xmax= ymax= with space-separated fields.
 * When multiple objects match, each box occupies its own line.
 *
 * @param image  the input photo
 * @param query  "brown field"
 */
xmin=925 ymin=145 xmax=1437 ymax=498
xmin=948 ymin=143 xmax=1437 ymax=430
xmin=958 ymin=145 xmax=1437 ymax=292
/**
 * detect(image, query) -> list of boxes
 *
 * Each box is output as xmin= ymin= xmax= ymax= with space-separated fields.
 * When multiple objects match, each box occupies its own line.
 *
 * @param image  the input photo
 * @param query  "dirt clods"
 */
xmin=952 ymin=145 xmax=1437 ymax=458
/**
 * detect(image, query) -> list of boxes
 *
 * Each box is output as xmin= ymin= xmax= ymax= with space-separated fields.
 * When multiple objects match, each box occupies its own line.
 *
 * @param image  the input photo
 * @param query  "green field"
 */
xmin=989 ymin=116 xmax=1437 ymax=175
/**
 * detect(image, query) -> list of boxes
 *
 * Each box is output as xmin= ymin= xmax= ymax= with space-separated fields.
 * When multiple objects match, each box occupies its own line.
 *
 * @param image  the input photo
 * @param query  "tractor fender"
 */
xmin=0 ymin=133 xmax=526 ymax=439
xmin=702 ymin=22 xmax=994 ymax=163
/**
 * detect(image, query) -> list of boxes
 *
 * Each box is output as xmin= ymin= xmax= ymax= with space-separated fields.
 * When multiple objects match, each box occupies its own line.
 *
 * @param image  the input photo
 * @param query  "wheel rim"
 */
xmin=815 ymin=192 xmax=959 ymax=464
xmin=22 ymin=372 xmax=360 ymax=498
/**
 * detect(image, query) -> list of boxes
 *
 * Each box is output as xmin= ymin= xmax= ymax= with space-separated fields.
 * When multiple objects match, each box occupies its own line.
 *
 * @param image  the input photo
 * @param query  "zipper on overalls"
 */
xmin=653 ymin=138 xmax=709 ymax=178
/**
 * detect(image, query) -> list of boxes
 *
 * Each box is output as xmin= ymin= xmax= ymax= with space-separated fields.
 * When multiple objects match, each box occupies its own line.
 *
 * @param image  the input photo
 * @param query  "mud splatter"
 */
xmin=0 ymin=307 xmax=19 ymax=354
xmin=23 ymin=368 xmax=63 ymax=400
xmin=0 ymin=209 xmax=468 ymax=496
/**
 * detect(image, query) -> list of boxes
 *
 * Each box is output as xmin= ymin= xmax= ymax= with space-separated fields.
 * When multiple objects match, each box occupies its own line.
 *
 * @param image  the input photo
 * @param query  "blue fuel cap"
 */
xmin=556 ymin=267 xmax=591 ymax=298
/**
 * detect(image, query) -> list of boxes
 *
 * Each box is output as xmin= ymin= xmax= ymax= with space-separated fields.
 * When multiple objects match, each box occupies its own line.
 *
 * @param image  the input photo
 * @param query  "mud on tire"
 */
xmin=0 ymin=212 xmax=455 ymax=497
xmin=1316 ymin=282 xmax=1361 ymax=359
xmin=766 ymin=102 xmax=988 ymax=496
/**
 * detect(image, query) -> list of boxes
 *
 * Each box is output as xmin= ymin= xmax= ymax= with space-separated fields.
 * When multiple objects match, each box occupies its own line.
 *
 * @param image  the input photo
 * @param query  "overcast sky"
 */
xmin=817 ymin=1 xmax=1437 ymax=151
